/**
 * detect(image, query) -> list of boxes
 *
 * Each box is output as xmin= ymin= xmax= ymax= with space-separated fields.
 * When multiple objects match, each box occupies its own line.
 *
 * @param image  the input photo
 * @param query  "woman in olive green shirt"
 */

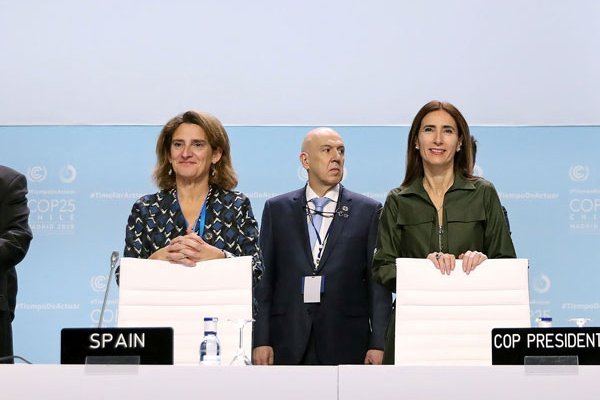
xmin=372 ymin=100 xmax=516 ymax=364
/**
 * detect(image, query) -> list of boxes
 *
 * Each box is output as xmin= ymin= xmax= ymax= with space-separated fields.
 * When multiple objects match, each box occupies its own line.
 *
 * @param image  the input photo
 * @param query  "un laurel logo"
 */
xmin=27 ymin=166 xmax=47 ymax=182
xmin=296 ymin=166 xmax=348 ymax=183
xmin=297 ymin=166 xmax=308 ymax=182
xmin=569 ymin=165 xmax=589 ymax=182
xmin=90 ymin=275 xmax=108 ymax=292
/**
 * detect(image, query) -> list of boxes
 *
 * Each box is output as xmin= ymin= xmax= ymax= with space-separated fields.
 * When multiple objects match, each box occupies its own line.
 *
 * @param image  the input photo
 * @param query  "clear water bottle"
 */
xmin=199 ymin=317 xmax=221 ymax=365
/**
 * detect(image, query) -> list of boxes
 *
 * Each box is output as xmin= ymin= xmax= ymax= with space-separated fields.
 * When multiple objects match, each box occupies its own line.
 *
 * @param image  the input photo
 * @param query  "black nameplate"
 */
xmin=61 ymin=327 xmax=174 ymax=365
xmin=492 ymin=327 xmax=600 ymax=365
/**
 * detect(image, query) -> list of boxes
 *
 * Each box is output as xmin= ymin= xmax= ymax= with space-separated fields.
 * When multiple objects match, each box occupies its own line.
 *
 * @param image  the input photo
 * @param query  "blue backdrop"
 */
xmin=1 ymin=125 xmax=599 ymax=363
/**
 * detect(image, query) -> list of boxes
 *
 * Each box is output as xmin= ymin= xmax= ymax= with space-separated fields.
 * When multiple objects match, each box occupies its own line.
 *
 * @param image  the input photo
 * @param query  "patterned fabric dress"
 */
xmin=123 ymin=186 xmax=262 ymax=284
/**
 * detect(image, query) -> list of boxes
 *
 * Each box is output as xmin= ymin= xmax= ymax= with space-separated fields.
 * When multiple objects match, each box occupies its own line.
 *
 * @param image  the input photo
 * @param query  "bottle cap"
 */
xmin=536 ymin=316 xmax=552 ymax=328
xmin=203 ymin=317 xmax=218 ymax=333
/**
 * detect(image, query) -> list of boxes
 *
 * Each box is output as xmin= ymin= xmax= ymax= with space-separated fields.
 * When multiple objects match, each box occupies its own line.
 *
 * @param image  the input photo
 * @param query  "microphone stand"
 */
xmin=98 ymin=251 xmax=120 ymax=328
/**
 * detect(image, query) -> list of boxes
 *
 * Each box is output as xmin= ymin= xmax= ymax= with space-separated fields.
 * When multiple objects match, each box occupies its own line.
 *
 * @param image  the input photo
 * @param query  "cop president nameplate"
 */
xmin=61 ymin=327 xmax=174 ymax=365
xmin=492 ymin=327 xmax=600 ymax=365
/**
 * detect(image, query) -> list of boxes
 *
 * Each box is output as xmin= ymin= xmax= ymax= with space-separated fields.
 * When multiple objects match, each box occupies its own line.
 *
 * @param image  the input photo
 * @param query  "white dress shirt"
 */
xmin=305 ymin=184 xmax=340 ymax=264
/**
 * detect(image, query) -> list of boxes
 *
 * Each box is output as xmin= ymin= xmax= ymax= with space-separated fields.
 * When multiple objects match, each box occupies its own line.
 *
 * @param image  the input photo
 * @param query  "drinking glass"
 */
xmin=228 ymin=318 xmax=253 ymax=366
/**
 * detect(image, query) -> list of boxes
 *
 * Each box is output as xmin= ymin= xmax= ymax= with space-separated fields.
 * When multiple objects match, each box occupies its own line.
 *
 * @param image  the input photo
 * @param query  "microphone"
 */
xmin=0 ymin=355 xmax=33 ymax=364
xmin=98 ymin=251 xmax=120 ymax=328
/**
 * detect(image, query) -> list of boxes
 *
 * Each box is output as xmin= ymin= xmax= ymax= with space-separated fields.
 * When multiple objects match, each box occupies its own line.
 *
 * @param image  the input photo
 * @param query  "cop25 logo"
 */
xmin=59 ymin=164 xmax=77 ymax=183
xmin=26 ymin=164 xmax=77 ymax=183
xmin=569 ymin=165 xmax=589 ymax=182
xmin=533 ymin=273 xmax=551 ymax=294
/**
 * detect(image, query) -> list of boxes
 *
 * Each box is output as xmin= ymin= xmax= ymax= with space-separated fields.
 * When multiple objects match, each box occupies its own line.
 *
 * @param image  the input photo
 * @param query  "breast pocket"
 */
xmin=446 ymin=206 xmax=486 ymax=225
xmin=446 ymin=207 xmax=486 ymax=250
xmin=396 ymin=212 xmax=434 ymax=253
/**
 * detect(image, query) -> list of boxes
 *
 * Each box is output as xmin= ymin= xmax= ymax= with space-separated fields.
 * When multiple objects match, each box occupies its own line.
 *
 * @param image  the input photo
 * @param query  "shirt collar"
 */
xmin=306 ymin=183 xmax=340 ymax=203
xmin=400 ymin=173 xmax=476 ymax=196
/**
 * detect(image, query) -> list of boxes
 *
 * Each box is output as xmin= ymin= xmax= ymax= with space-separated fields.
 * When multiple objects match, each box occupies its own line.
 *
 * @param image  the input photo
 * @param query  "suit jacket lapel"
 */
xmin=291 ymin=189 xmax=316 ymax=270
xmin=315 ymin=187 xmax=351 ymax=273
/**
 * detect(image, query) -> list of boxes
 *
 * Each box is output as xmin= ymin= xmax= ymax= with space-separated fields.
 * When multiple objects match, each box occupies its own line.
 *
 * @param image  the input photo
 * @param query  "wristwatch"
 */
xmin=222 ymin=250 xmax=234 ymax=259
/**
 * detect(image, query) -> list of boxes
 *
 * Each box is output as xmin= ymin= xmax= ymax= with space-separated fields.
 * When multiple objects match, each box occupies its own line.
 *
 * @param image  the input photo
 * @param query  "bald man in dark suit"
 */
xmin=253 ymin=128 xmax=391 ymax=365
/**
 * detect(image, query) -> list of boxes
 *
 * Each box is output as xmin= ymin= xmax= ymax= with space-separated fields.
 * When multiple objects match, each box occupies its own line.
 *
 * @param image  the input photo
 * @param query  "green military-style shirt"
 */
xmin=372 ymin=173 xmax=516 ymax=364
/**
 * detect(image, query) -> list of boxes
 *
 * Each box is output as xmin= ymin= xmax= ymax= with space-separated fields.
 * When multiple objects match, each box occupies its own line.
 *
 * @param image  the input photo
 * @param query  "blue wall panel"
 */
xmin=1 ymin=125 xmax=598 ymax=363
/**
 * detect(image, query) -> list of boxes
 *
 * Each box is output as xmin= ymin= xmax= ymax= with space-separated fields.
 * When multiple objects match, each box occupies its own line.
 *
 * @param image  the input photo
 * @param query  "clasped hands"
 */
xmin=149 ymin=228 xmax=224 ymax=267
xmin=426 ymin=250 xmax=487 ymax=275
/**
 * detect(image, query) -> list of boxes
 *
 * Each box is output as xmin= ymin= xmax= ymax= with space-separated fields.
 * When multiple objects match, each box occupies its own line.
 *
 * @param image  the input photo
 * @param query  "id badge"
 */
xmin=302 ymin=275 xmax=324 ymax=303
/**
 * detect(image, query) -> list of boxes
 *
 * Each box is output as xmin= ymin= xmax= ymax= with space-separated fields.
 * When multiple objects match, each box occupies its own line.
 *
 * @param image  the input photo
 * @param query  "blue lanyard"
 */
xmin=309 ymin=215 xmax=330 ymax=247
xmin=176 ymin=188 xmax=210 ymax=237
xmin=310 ymin=215 xmax=331 ymax=266
xmin=193 ymin=200 xmax=208 ymax=237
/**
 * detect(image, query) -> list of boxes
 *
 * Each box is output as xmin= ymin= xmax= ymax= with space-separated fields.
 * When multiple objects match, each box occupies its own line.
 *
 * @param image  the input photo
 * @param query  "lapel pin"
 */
xmin=337 ymin=205 xmax=350 ymax=218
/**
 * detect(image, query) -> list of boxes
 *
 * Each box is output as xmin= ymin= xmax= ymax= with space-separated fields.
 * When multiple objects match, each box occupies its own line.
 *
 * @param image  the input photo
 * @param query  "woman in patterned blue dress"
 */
xmin=123 ymin=110 xmax=262 ymax=283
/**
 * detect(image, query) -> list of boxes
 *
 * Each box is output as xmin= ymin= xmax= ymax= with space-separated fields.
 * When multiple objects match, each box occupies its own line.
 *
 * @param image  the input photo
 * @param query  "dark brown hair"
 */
xmin=402 ymin=100 xmax=475 ymax=187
